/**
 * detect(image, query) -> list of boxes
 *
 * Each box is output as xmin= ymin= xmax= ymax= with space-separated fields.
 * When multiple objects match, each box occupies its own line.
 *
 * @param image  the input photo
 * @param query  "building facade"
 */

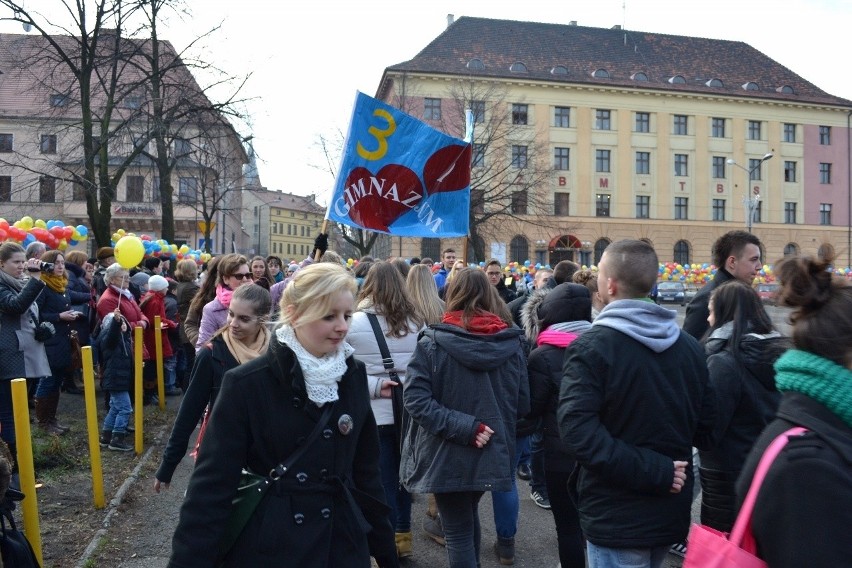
xmin=375 ymin=17 xmax=852 ymax=267
xmin=242 ymin=189 xmax=327 ymax=261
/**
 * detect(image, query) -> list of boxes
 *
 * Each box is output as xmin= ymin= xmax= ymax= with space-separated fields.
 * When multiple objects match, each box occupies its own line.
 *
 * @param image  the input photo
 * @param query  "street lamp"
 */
xmin=255 ymin=198 xmax=281 ymax=255
xmin=727 ymin=152 xmax=773 ymax=233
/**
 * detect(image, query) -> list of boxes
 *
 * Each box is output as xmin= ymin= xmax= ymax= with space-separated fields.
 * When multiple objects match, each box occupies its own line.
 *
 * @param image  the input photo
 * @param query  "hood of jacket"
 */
xmin=426 ymin=323 xmax=525 ymax=371
xmin=520 ymin=287 xmax=551 ymax=343
xmin=706 ymin=323 xmax=791 ymax=391
xmin=593 ymin=299 xmax=680 ymax=353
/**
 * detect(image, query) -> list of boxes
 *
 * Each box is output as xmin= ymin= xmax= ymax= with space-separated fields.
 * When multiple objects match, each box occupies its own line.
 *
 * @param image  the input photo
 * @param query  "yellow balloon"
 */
xmin=34 ymin=219 xmax=47 ymax=229
xmin=58 ymin=239 xmax=68 ymax=251
xmin=114 ymin=235 xmax=145 ymax=268
xmin=19 ymin=216 xmax=33 ymax=230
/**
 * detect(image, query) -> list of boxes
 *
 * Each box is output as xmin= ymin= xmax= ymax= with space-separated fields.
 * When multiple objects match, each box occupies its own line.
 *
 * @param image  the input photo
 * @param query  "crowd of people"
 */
xmin=0 ymin=229 xmax=848 ymax=568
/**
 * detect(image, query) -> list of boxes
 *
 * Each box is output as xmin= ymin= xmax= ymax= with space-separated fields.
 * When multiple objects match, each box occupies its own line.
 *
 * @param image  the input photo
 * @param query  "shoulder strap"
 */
xmin=729 ymin=426 xmax=807 ymax=546
xmin=366 ymin=312 xmax=397 ymax=374
xmin=268 ymin=402 xmax=335 ymax=480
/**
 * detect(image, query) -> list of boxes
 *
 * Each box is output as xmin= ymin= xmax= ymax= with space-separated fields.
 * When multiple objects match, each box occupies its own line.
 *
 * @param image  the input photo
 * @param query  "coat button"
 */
xmin=292 ymin=396 xmax=302 ymax=407
xmin=296 ymin=472 xmax=308 ymax=483
xmin=322 ymin=428 xmax=333 ymax=439
xmin=294 ymin=513 xmax=304 ymax=525
xmin=321 ymin=508 xmax=331 ymax=519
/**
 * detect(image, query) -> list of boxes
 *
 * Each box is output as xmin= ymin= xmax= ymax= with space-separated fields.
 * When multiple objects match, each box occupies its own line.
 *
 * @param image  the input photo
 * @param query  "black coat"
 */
xmin=66 ymin=262 xmax=93 ymax=345
xmin=682 ymin=269 xmax=735 ymax=339
xmin=99 ymin=316 xmax=134 ymax=392
xmin=558 ymin=325 xmax=716 ymax=548
xmin=169 ymin=340 xmax=397 ymax=568
xmin=528 ymin=339 xmax=577 ymax=472
xmin=157 ymin=336 xmax=238 ymax=484
xmin=36 ymin=283 xmax=89 ymax=371
xmin=736 ymin=393 xmax=852 ymax=568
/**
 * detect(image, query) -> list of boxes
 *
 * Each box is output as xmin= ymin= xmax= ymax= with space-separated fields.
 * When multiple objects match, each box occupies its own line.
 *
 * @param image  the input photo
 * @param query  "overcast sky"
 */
xmin=5 ymin=0 xmax=852 ymax=206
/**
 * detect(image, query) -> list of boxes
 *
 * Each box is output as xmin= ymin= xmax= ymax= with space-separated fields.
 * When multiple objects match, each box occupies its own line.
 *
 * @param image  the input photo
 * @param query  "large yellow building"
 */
xmin=376 ymin=17 xmax=852 ymax=268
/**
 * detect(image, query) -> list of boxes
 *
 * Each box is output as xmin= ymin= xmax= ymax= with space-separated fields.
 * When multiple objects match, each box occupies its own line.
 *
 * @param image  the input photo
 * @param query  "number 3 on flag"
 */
xmin=357 ymin=109 xmax=396 ymax=161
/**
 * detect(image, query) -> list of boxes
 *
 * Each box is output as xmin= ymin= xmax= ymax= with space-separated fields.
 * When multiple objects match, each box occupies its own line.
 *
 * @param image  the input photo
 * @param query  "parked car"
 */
xmin=656 ymin=281 xmax=686 ymax=306
xmin=757 ymin=282 xmax=780 ymax=306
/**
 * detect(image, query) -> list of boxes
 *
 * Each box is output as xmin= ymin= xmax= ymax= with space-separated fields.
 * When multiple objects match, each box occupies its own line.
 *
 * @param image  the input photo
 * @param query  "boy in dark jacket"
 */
xmin=98 ymin=308 xmax=135 ymax=452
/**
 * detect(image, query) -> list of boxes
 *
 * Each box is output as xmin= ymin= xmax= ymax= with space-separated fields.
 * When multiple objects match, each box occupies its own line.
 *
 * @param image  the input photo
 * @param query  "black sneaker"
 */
xmin=108 ymin=433 xmax=133 ymax=452
xmin=530 ymin=490 xmax=551 ymax=510
xmin=423 ymin=515 xmax=446 ymax=546
xmin=670 ymin=540 xmax=688 ymax=557
xmin=516 ymin=463 xmax=532 ymax=481
xmin=98 ymin=431 xmax=112 ymax=448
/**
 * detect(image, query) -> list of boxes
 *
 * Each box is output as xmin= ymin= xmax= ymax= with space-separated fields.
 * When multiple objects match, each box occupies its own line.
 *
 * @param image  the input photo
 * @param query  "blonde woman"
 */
xmin=406 ymin=264 xmax=445 ymax=326
xmin=170 ymin=263 xmax=397 ymax=568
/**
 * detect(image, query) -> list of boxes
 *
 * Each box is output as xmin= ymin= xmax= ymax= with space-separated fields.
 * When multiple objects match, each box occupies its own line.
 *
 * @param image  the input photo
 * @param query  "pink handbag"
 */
xmin=683 ymin=427 xmax=807 ymax=568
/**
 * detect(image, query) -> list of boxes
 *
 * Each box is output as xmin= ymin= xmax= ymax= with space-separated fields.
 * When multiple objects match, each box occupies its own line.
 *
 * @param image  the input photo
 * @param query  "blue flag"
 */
xmin=327 ymin=92 xmax=471 ymax=237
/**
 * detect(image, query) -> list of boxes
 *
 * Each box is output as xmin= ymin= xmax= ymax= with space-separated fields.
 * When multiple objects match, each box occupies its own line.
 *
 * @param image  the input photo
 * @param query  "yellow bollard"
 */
xmin=134 ymin=325 xmax=144 ymax=454
xmin=154 ymin=315 xmax=165 ymax=410
xmin=81 ymin=346 xmax=105 ymax=509
xmin=11 ymin=378 xmax=43 ymax=566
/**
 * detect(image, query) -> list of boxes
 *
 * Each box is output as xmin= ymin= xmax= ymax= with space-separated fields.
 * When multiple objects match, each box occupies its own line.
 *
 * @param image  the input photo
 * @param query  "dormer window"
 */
xmin=509 ymin=62 xmax=528 ymax=73
xmin=668 ymin=75 xmax=686 ymax=84
xmin=551 ymin=65 xmax=568 ymax=75
xmin=705 ymin=78 xmax=723 ymax=87
xmin=592 ymin=68 xmax=610 ymax=78
xmin=631 ymin=72 xmax=649 ymax=82
xmin=743 ymin=82 xmax=760 ymax=91
xmin=467 ymin=58 xmax=485 ymax=71
xmin=50 ymin=94 xmax=69 ymax=107
xmin=777 ymin=85 xmax=794 ymax=94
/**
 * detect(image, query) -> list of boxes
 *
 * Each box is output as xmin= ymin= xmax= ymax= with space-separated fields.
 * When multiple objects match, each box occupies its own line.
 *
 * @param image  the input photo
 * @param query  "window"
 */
xmin=39 ymin=134 xmax=57 ymax=154
xmin=820 ymin=203 xmax=832 ymax=225
xmin=592 ymin=69 xmax=610 ymax=78
xmin=711 ymin=118 xmax=725 ymax=138
xmin=126 ymin=176 xmax=144 ymax=202
xmin=554 ymin=147 xmax=569 ymax=170
xmin=511 ymin=104 xmax=528 ymax=125
xmin=784 ymin=202 xmax=797 ymax=224
xmin=753 ymin=201 xmax=762 ymax=224
xmin=669 ymin=75 xmax=686 ymax=84
xmin=551 ymin=65 xmax=568 ymax=75
xmin=748 ymin=158 xmax=762 ymax=181
xmin=784 ymin=161 xmax=797 ymax=182
xmin=554 ymin=193 xmax=569 ymax=216
xmin=509 ymin=62 xmax=528 ymax=73
xmin=153 ymin=177 xmax=161 ymax=202
xmin=511 ymin=145 xmax=527 ymax=169
xmin=596 ymin=149 xmax=611 ymax=173
xmin=510 ymin=236 xmax=529 ymax=263
xmin=124 ymin=95 xmax=142 ymax=109
xmin=421 ymin=238 xmax=441 ymax=260
xmin=819 ymin=126 xmax=831 ymax=145
xmin=178 ymin=177 xmax=197 ymax=203
xmin=712 ymin=199 xmax=726 ymax=221
xmin=594 ymin=239 xmax=610 ymax=264
xmin=636 ymin=151 xmax=650 ymax=175
xmin=50 ymin=94 xmax=69 ymax=107
xmin=706 ymin=78 xmax=724 ymax=87
xmin=595 ymin=194 xmax=611 ymax=217
xmin=783 ymin=243 xmax=799 ymax=256
xmin=0 ymin=134 xmax=12 ymax=153
xmin=783 ymin=123 xmax=796 ymax=143
xmin=470 ymin=100 xmax=485 ymax=124
xmin=674 ymin=197 xmax=688 ymax=220
xmin=471 ymin=189 xmax=485 ymax=214
xmin=631 ymin=72 xmax=649 ymax=82
xmin=743 ymin=82 xmax=760 ymax=91
xmin=712 ymin=156 xmax=726 ymax=178
xmin=674 ymin=240 xmax=690 ymax=266
xmin=39 ymin=176 xmax=56 ymax=203
xmin=636 ymin=196 xmax=650 ymax=218
xmin=674 ymin=154 xmax=688 ymax=176
xmin=472 ymin=144 xmax=486 ymax=168
xmin=748 ymin=121 xmax=761 ymax=140
xmin=819 ymin=163 xmax=832 ymax=184
xmin=467 ymin=58 xmax=485 ymax=71
xmin=0 ymin=176 xmax=10 ymax=202
xmin=72 ymin=182 xmax=86 ymax=201
xmin=673 ymin=115 xmax=688 ymax=135
xmin=595 ymin=109 xmax=611 ymax=130
xmin=635 ymin=112 xmax=650 ymax=132
xmin=424 ymin=98 xmax=442 ymax=120
xmin=174 ymin=138 xmax=191 ymax=156
xmin=511 ymin=190 xmax=528 ymax=214
xmin=554 ymin=106 xmax=570 ymax=128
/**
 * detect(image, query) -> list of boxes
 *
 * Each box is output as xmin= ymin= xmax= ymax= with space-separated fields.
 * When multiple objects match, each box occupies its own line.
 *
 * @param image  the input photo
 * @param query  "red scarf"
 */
xmin=442 ymin=310 xmax=508 ymax=335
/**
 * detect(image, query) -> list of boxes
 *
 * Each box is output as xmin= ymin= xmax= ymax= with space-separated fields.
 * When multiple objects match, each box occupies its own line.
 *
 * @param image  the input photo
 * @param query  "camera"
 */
xmin=27 ymin=261 xmax=54 ymax=273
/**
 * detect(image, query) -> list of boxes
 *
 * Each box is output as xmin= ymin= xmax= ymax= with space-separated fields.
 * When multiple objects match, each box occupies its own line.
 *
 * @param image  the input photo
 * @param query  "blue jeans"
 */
xmin=35 ymin=375 xmax=61 ymax=397
xmin=103 ymin=390 xmax=132 ymax=434
xmin=491 ymin=435 xmax=527 ymax=539
xmin=586 ymin=542 xmax=670 ymax=568
xmin=377 ymin=425 xmax=411 ymax=532
xmin=164 ymin=355 xmax=177 ymax=389
xmin=529 ymin=428 xmax=547 ymax=495
xmin=435 ymin=491 xmax=484 ymax=568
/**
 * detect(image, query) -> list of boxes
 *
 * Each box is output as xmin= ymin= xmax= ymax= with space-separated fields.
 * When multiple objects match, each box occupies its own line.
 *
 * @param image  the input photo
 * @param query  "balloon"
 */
xmin=34 ymin=219 xmax=47 ymax=229
xmin=114 ymin=235 xmax=145 ymax=268
xmin=0 ymin=219 xmax=7 ymax=231
xmin=58 ymin=239 xmax=68 ymax=251
xmin=22 ymin=233 xmax=35 ymax=246
xmin=76 ymin=225 xmax=88 ymax=238
xmin=19 ymin=216 xmax=33 ymax=230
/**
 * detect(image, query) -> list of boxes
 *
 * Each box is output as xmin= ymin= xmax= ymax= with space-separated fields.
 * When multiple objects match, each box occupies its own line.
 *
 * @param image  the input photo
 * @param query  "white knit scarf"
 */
xmin=275 ymin=324 xmax=354 ymax=405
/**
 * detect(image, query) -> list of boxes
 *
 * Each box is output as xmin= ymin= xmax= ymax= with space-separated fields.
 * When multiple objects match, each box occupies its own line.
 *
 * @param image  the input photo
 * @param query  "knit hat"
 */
xmin=96 ymin=247 xmax=115 ymax=261
xmin=287 ymin=263 xmax=300 ymax=273
xmin=148 ymin=275 xmax=169 ymax=292
xmin=537 ymin=283 xmax=592 ymax=330
xmin=130 ymin=272 xmax=150 ymax=289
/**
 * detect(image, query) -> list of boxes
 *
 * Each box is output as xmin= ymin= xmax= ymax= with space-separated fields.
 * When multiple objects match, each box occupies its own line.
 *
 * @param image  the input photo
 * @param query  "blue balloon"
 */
xmin=46 ymin=220 xmax=58 ymax=230
xmin=69 ymin=239 xmax=78 ymax=246
xmin=22 ymin=234 xmax=35 ymax=246
xmin=76 ymin=225 xmax=88 ymax=237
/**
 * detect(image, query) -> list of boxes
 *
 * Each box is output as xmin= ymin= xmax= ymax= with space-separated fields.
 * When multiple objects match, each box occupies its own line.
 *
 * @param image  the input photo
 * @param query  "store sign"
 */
xmin=114 ymin=205 xmax=157 ymax=216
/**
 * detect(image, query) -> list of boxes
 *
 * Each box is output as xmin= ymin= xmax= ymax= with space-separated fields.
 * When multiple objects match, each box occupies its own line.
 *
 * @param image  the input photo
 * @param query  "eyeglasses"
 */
xmin=230 ymin=272 xmax=253 ymax=280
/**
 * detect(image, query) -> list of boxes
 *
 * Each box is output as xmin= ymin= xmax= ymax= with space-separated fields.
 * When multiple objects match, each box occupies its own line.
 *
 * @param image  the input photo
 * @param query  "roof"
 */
xmin=379 ymin=17 xmax=852 ymax=108
xmin=248 ymin=190 xmax=324 ymax=215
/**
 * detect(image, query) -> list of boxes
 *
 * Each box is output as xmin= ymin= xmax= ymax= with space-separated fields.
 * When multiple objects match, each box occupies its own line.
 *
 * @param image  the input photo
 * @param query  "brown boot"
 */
xmin=395 ymin=531 xmax=412 ymax=559
xmin=34 ymin=392 xmax=69 ymax=435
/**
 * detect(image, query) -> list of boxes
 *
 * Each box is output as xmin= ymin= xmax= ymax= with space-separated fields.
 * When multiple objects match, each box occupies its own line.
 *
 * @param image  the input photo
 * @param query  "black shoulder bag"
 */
xmin=366 ymin=313 xmax=408 ymax=456
xmin=218 ymin=401 xmax=335 ymax=558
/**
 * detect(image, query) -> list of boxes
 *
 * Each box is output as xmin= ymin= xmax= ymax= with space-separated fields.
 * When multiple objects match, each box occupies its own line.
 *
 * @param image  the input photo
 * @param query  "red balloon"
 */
xmin=49 ymin=226 xmax=64 ymax=238
xmin=0 ymin=220 xmax=8 ymax=232
xmin=0 ymin=229 xmax=7 ymax=240
xmin=141 ymin=234 xmax=151 ymax=241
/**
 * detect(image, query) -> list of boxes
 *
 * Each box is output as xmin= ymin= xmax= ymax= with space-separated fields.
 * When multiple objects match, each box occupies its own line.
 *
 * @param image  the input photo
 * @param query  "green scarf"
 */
xmin=775 ymin=349 xmax=852 ymax=429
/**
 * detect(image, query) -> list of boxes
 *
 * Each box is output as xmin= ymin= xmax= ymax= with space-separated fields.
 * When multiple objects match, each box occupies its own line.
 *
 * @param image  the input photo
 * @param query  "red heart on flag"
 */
xmin=344 ymin=165 xmax=424 ymax=232
xmin=423 ymin=144 xmax=471 ymax=193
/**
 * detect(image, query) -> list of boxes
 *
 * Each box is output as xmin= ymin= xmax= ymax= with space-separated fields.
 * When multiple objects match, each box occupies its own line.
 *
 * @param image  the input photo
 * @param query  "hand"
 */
xmin=59 ymin=310 xmax=78 ymax=321
xmin=113 ymin=308 xmax=121 ymax=318
xmin=153 ymin=478 xmax=169 ymax=493
xmin=25 ymin=258 xmax=41 ymax=274
xmin=379 ymin=379 xmax=399 ymax=399
xmin=670 ymin=460 xmax=688 ymax=494
xmin=474 ymin=425 xmax=494 ymax=448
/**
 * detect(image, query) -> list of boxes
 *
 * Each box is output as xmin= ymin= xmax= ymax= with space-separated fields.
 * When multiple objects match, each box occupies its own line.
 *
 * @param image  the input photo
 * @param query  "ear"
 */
xmin=725 ymin=255 xmax=737 ymax=272
xmin=284 ymin=304 xmax=297 ymax=325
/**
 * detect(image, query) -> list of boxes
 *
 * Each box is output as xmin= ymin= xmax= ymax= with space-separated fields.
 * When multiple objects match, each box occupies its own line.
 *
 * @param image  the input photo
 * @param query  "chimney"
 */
xmin=447 ymin=14 xmax=454 ymax=27
xmin=569 ymin=21 xmax=577 ymax=26
xmin=612 ymin=25 xmax=621 ymax=30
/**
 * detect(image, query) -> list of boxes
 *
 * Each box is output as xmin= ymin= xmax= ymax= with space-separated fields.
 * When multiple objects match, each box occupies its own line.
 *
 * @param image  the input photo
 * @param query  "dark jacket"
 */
xmin=66 ymin=262 xmax=93 ymax=345
xmin=0 ymin=277 xmax=51 ymax=380
xmin=682 ymin=269 xmax=735 ymax=339
xmin=558 ymin=303 xmax=716 ymax=548
xmin=494 ymin=280 xmax=516 ymax=304
xmin=37 ymin=281 xmax=89 ymax=371
xmin=156 ymin=336 xmax=238 ymax=484
xmin=400 ymin=324 xmax=530 ymax=494
xmin=169 ymin=340 xmax=397 ymax=568
xmin=736 ymin=393 xmax=852 ymax=568
xmin=175 ymin=280 xmax=199 ymax=345
xmin=99 ymin=314 xmax=134 ymax=392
